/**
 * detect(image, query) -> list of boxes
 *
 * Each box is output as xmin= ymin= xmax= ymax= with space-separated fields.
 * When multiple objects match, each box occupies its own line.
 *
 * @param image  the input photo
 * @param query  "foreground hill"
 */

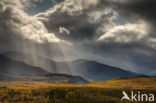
xmin=3 ymin=51 xmax=140 ymax=81
xmin=0 ymin=55 xmax=88 ymax=84
xmin=0 ymin=77 xmax=155 ymax=103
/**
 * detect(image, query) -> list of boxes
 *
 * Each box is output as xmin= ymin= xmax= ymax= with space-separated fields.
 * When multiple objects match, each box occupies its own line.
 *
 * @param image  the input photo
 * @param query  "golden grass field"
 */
xmin=0 ymin=77 xmax=156 ymax=103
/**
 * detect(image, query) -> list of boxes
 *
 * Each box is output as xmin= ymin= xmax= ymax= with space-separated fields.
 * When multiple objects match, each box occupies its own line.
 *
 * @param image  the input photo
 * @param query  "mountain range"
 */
xmin=2 ymin=51 xmax=141 ymax=81
xmin=0 ymin=54 xmax=88 ymax=84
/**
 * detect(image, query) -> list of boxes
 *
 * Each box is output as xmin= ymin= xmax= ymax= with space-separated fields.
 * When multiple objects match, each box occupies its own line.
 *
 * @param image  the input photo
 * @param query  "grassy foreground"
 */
xmin=0 ymin=77 xmax=156 ymax=103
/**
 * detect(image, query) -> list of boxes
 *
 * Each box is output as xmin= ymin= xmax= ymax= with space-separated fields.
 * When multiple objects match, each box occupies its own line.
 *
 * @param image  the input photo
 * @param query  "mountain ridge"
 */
xmin=0 ymin=54 xmax=88 ymax=84
xmin=2 ymin=51 xmax=141 ymax=81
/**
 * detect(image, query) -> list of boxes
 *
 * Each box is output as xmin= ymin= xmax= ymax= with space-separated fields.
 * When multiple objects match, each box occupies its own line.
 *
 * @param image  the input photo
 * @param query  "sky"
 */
xmin=0 ymin=0 xmax=156 ymax=75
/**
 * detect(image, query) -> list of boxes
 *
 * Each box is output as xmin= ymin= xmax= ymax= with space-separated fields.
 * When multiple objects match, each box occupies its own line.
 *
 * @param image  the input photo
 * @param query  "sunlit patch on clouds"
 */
xmin=98 ymin=20 xmax=149 ymax=43
xmin=21 ymin=17 xmax=60 ymax=43
xmin=59 ymin=27 xmax=70 ymax=35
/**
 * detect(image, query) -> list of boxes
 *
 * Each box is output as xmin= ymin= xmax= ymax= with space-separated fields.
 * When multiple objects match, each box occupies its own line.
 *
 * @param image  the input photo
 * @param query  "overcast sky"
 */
xmin=0 ymin=0 xmax=156 ymax=75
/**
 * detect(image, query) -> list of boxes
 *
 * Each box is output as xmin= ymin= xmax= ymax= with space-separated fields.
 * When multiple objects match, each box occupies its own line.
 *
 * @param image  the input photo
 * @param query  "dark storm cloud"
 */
xmin=37 ymin=0 xmax=156 ymax=53
xmin=37 ymin=0 xmax=156 ymax=43
xmin=37 ymin=0 xmax=114 ymax=41
xmin=111 ymin=0 xmax=156 ymax=40
xmin=114 ymin=0 xmax=156 ymax=25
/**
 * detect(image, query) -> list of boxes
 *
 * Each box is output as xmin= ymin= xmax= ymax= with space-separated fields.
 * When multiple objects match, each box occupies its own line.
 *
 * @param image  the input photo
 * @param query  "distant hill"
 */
xmin=3 ymin=51 xmax=141 ymax=81
xmin=90 ymin=76 xmax=156 ymax=88
xmin=0 ymin=55 xmax=88 ymax=84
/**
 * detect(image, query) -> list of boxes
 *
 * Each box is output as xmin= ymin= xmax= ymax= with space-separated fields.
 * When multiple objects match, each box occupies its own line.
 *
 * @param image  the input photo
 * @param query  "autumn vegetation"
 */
xmin=0 ymin=77 xmax=156 ymax=103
